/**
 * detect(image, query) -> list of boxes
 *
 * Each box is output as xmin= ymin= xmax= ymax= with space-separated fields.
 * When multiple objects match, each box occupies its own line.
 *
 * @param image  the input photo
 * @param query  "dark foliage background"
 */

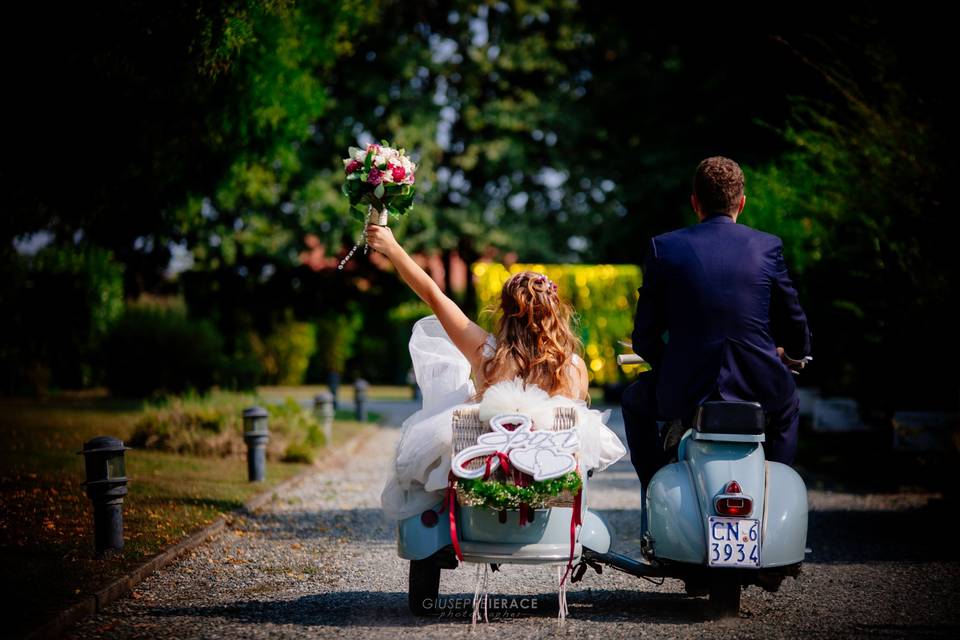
xmin=1 ymin=2 xmax=955 ymax=412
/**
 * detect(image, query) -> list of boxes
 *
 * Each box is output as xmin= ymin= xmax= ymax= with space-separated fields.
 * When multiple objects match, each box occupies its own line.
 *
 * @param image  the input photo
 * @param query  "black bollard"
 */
xmin=327 ymin=371 xmax=340 ymax=411
xmin=354 ymin=378 xmax=369 ymax=422
xmin=242 ymin=407 xmax=269 ymax=482
xmin=78 ymin=436 xmax=130 ymax=558
xmin=407 ymin=368 xmax=421 ymax=402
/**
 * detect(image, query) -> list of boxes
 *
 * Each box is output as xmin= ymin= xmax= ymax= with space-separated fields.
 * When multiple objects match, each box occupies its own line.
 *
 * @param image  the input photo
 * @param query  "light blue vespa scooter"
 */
xmin=397 ymin=350 xmax=808 ymax=617
xmin=580 ymin=350 xmax=809 ymax=615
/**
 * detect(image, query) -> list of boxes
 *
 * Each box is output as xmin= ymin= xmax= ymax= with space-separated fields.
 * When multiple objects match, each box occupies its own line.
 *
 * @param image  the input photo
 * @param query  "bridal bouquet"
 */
xmin=338 ymin=141 xmax=416 ymax=268
xmin=339 ymin=140 xmax=417 ymax=269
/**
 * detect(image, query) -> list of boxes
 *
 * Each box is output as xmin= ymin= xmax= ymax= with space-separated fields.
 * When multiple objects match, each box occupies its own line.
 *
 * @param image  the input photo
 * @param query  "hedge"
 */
xmin=472 ymin=263 xmax=644 ymax=385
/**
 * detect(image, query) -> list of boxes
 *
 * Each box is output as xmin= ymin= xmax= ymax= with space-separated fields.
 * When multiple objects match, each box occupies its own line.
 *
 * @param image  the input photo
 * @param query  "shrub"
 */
xmin=219 ymin=331 xmax=265 ymax=391
xmin=255 ymin=321 xmax=318 ymax=386
xmin=309 ymin=310 xmax=362 ymax=380
xmin=131 ymin=391 xmax=326 ymax=460
xmin=0 ymin=243 xmax=124 ymax=393
xmin=103 ymin=297 xmax=223 ymax=397
xmin=282 ymin=442 xmax=315 ymax=464
xmin=383 ymin=300 xmax=433 ymax=383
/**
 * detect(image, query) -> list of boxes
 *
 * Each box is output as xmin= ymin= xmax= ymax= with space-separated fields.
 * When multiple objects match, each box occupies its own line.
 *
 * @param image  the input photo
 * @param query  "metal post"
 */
xmin=78 ymin=436 xmax=129 ymax=558
xmin=327 ymin=371 xmax=340 ymax=411
xmin=314 ymin=391 xmax=335 ymax=445
xmin=354 ymin=378 xmax=369 ymax=422
xmin=242 ymin=407 xmax=269 ymax=482
xmin=407 ymin=368 xmax=421 ymax=402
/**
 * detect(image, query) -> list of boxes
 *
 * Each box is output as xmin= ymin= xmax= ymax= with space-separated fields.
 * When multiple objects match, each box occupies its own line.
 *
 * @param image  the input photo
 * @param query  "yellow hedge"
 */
xmin=472 ymin=262 xmax=644 ymax=384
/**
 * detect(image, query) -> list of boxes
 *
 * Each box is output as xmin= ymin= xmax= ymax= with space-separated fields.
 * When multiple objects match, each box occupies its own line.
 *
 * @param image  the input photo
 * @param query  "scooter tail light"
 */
xmin=716 ymin=496 xmax=753 ymax=517
xmin=716 ymin=481 xmax=752 ymax=516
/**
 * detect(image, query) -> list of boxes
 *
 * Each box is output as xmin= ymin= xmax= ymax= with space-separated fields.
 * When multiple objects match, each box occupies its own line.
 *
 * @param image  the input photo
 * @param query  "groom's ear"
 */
xmin=737 ymin=194 xmax=746 ymax=214
xmin=690 ymin=194 xmax=704 ymax=220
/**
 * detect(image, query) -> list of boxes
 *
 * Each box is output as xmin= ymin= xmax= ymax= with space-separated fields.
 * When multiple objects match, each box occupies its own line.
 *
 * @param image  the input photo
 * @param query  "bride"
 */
xmin=366 ymin=223 xmax=626 ymax=521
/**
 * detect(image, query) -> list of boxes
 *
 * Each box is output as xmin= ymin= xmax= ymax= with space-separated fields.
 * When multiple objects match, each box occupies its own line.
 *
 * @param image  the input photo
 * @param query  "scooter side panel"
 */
xmin=646 ymin=461 xmax=706 ymax=564
xmin=398 ymin=504 xmax=612 ymax=560
xmin=460 ymin=506 xmax=572 ymax=543
xmin=761 ymin=461 xmax=808 ymax=567
xmin=397 ymin=501 xmax=451 ymax=560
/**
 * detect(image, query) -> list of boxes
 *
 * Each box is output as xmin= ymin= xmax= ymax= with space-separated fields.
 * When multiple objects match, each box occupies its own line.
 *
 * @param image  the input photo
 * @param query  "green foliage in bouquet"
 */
xmin=455 ymin=472 xmax=582 ymax=511
xmin=341 ymin=140 xmax=416 ymax=218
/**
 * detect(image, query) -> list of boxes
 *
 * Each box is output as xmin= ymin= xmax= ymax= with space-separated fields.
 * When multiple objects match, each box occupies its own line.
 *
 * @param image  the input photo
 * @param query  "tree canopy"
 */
xmin=3 ymin=2 xmax=955 ymax=408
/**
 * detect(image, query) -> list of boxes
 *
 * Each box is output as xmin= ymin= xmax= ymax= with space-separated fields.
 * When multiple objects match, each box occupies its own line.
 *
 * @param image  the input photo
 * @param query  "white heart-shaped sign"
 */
xmin=510 ymin=447 xmax=576 ymax=481
xmin=509 ymin=447 xmax=538 ymax=474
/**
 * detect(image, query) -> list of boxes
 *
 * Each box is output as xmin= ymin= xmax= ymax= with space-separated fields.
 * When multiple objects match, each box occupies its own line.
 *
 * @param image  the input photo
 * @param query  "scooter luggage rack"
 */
xmin=451 ymin=406 xmax=579 ymax=507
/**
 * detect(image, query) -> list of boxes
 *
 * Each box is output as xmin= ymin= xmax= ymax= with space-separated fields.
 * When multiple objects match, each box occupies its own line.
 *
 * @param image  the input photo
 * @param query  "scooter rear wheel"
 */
xmin=708 ymin=578 xmax=741 ymax=618
xmin=408 ymin=558 xmax=441 ymax=616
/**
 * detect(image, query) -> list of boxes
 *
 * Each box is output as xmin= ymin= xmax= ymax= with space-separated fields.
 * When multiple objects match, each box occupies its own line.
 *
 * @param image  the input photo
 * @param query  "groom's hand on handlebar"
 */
xmin=776 ymin=347 xmax=807 ymax=370
xmin=366 ymin=223 xmax=399 ymax=257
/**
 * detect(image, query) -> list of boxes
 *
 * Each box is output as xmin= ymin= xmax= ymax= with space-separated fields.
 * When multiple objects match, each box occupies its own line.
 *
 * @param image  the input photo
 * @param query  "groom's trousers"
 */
xmin=621 ymin=375 xmax=800 ymax=489
xmin=621 ymin=375 xmax=666 ymax=489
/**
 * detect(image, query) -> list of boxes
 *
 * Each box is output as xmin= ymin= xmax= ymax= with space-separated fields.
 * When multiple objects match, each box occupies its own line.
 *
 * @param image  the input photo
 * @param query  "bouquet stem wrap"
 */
xmin=368 ymin=205 xmax=388 ymax=227
xmin=361 ymin=205 xmax=388 ymax=255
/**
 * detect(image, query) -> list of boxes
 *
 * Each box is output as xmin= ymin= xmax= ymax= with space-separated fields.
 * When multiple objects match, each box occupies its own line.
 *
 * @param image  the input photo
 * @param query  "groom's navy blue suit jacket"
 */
xmin=632 ymin=213 xmax=811 ymax=419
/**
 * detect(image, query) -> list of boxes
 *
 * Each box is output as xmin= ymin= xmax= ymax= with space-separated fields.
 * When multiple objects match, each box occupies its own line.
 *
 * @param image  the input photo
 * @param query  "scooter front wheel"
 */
xmin=708 ymin=577 xmax=741 ymax=618
xmin=408 ymin=558 xmax=441 ymax=616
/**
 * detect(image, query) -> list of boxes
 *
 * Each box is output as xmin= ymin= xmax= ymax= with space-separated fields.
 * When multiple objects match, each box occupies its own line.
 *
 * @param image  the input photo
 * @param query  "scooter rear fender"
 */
xmin=648 ymin=429 xmax=768 ymax=565
xmin=760 ymin=461 xmax=808 ymax=567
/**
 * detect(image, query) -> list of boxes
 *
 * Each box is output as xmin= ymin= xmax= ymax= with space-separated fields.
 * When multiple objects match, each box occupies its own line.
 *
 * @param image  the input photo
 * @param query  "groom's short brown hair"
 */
xmin=693 ymin=156 xmax=744 ymax=214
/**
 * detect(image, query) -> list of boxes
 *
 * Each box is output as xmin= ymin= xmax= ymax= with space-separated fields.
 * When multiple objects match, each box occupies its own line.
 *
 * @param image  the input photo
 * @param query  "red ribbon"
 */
xmin=443 ymin=472 xmax=463 ymax=562
xmin=482 ymin=452 xmax=511 ymax=480
xmin=560 ymin=482 xmax=583 ymax=586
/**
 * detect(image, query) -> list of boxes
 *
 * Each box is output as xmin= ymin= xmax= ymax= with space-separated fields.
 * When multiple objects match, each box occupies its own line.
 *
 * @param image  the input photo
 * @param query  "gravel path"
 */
xmin=67 ymin=404 xmax=959 ymax=639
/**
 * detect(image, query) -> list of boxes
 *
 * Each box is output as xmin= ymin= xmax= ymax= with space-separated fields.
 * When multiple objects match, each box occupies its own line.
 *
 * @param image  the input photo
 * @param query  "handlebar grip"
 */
xmin=616 ymin=354 xmax=645 ymax=366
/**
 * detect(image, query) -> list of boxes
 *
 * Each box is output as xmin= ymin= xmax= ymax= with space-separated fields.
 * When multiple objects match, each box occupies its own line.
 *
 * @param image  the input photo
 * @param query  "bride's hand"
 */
xmin=367 ymin=223 xmax=401 ymax=258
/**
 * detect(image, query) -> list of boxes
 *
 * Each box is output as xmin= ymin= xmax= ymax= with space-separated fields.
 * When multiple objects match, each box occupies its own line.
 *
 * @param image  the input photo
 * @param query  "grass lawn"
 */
xmin=0 ymin=391 xmax=374 ymax=637
xmin=259 ymin=383 xmax=416 ymax=403
xmin=262 ymin=383 xmax=607 ymax=405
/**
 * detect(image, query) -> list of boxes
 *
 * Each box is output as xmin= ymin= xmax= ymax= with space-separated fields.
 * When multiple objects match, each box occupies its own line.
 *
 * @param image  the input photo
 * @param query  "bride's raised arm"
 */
xmin=366 ymin=223 xmax=488 ymax=371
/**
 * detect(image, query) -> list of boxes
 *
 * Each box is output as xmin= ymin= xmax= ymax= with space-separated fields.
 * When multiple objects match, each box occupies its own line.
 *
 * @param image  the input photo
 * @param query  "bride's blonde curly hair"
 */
xmin=476 ymin=271 xmax=583 ymax=398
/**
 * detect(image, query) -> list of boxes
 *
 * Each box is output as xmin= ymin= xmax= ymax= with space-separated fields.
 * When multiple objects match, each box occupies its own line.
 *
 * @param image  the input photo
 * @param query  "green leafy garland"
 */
xmin=455 ymin=472 xmax=582 ymax=511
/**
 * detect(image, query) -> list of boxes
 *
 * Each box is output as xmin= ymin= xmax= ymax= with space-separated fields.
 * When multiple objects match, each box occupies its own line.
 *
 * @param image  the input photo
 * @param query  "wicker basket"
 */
xmin=451 ymin=406 xmax=579 ymax=508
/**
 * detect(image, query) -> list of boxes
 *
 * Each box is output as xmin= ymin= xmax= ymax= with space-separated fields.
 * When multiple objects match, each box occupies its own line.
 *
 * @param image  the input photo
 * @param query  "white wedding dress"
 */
xmin=381 ymin=315 xmax=626 ymax=521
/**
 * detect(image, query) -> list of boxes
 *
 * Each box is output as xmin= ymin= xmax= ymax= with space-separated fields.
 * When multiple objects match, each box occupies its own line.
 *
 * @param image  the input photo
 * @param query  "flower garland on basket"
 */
xmin=455 ymin=472 xmax=582 ymax=510
xmin=338 ymin=141 xmax=416 ymax=269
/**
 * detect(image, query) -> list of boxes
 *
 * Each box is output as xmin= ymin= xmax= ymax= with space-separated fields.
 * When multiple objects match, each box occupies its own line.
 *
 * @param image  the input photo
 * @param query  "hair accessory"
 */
xmin=535 ymin=273 xmax=558 ymax=294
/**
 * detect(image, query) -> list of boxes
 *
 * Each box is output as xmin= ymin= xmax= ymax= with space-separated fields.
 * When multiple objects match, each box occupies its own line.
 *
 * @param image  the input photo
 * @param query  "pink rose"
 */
xmin=366 ymin=143 xmax=381 ymax=154
xmin=345 ymin=159 xmax=361 ymax=174
xmin=368 ymin=167 xmax=383 ymax=185
xmin=390 ymin=163 xmax=406 ymax=182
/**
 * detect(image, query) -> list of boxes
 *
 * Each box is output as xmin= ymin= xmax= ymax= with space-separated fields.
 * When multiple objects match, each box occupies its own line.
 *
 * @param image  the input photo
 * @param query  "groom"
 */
xmin=621 ymin=156 xmax=812 ymax=488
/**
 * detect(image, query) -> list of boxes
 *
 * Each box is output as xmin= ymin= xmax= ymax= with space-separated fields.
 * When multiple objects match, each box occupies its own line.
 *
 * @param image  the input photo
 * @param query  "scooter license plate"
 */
xmin=708 ymin=517 xmax=761 ymax=567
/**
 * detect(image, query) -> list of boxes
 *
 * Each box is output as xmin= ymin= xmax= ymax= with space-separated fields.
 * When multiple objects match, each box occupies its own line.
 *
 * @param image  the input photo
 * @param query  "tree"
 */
xmin=745 ymin=26 xmax=956 ymax=409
